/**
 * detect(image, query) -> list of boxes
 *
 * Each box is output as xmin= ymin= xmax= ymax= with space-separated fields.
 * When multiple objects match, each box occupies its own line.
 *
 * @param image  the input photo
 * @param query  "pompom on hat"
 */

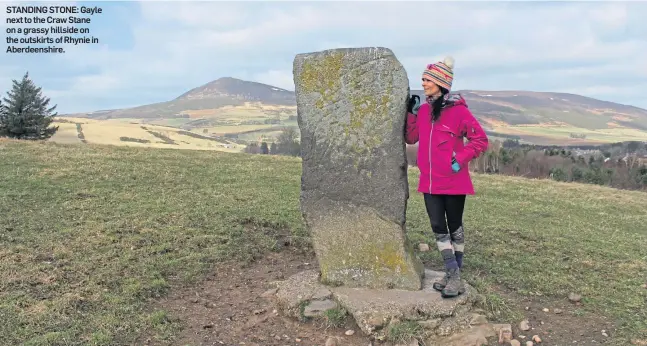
xmin=423 ymin=56 xmax=455 ymax=91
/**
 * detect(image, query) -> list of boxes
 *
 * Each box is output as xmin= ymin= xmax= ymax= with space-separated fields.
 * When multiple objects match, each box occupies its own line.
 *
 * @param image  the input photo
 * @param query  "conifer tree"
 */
xmin=0 ymin=72 xmax=59 ymax=140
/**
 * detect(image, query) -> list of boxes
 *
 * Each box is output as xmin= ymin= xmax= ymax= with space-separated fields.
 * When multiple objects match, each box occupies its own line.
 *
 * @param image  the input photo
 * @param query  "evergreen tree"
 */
xmin=0 ymin=72 xmax=58 ymax=140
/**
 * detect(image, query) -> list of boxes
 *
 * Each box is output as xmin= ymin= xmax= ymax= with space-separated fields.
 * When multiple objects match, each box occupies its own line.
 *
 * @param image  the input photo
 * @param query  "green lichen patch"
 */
xmin=298 ymin=51 xmax=344 ymax=111
xmin=312 ymin=206 xmax=423 ymax=290
xmin=342 ymin=68 xmax=397 ymax=171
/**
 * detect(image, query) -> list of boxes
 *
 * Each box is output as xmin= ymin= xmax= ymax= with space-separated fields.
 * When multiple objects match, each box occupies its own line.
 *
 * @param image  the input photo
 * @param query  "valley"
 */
xmin=54 ymin=77 xmax=647 ymax=152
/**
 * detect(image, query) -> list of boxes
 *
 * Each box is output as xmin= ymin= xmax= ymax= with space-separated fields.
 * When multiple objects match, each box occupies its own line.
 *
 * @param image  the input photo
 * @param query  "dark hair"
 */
xmin=431 ymin=87 xmax=450 ymax=121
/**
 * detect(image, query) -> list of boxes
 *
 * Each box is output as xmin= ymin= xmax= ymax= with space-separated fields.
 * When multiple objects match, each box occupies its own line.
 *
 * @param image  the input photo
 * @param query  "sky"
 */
xmin=1 ymin=1 xmax=646 ymax=114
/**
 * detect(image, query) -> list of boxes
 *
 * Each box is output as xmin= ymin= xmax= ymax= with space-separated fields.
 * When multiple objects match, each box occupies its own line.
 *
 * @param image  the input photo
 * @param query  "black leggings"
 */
xmin=423 ymin=193 xmax=466 ymax=234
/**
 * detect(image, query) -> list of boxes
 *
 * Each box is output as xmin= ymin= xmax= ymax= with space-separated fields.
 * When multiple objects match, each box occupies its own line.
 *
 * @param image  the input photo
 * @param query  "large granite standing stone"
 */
xmin=293 ymin=47 xmax=424 ymax=290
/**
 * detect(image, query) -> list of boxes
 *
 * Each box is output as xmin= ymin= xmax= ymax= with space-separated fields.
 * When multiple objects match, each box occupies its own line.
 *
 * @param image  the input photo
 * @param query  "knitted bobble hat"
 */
xmin=423 ymin=56 xmax=455 ymax=91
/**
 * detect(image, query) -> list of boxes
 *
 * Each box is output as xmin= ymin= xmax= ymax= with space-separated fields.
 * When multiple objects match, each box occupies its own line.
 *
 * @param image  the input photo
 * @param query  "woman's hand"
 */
xmin=407 ymin=94 xmax=421 ymax=114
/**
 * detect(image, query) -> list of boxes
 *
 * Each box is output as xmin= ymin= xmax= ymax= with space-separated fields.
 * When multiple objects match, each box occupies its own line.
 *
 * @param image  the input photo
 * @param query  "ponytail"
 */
xmin=431 ymin=87 xmax=450 ymax=122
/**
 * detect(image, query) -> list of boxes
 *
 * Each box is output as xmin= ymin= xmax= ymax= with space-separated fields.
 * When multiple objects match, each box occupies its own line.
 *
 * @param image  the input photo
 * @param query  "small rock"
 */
xmin=526 ymin=342 xmax=534 ymax=346
xmin=602 ymin=330 xmax=608 ymax=337
xmin=511 ymin=341 xmax=521 ymax=346
xmin=204 ymin=301 xmax=216 ymax=308
xmin=519 ymin=320 xmax=531 ymax=331
xmin=295 ymin=338 xmax=302 ymax=342
xmin=568 ymin=293 xmax=582 ymax=303
xmin=525 ymin=306 xmax=530 ymax=310
xmin=303 ymin=299 xmax=338 ymax=318
xmin=641 ymin=283 xmax=647 ymax=289
xmin=325 ymin=337 xmax=337 ymax=346
xmin=395 ymin=340 xmax=419 ymax=346
xmin=519 ymin=335 xmax=526 ymax=339
xmin=190 ymin=298 xmax=199 ymax=303
xmin=260 ymin=288 xmax=278 ymax=298
xmin=533 ymin=335 xmax=542 ymax=343
xmin=419 ymin=318 xmax=441 ymax=330
xmin=471 ymin=314 xmax=489 ymax=325
xmin=274 ymin=335 xmax=281 ymax=340
xmin=252 ymin=308 xmax=266 ymax=315
xmin=498 ymin=325 xmax=513 ymax=344
xmin=345 ymin=329 xmax=355 ymax=336
xmin=418 ymin=243 xmax=430 ymax=252
xmin=554 ymin=308 xmax=563 ymax=314
xmin=542 ymin=308 xmax=549 ymax=312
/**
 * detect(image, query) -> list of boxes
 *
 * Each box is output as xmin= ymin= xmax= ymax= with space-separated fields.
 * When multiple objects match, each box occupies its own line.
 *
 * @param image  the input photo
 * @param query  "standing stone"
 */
xmin=293 ymin=47 xmax=424 ymax=290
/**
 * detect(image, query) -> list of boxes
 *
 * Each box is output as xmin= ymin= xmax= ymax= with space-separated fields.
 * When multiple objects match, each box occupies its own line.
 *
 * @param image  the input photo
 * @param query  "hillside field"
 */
xmin=486 ymin=122 xmax=647 ymax=145
xmin=49 ymin=117 xmax=246 ymax=153
xmin=0 ymin=139 xmax=646 ymax=345
xmin=55 ymin=113 xmax=647 ymax=151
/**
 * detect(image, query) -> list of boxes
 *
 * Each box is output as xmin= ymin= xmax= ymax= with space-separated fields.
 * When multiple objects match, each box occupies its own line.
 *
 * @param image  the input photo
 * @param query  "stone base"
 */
xmin=267 ymin=268 xmax=499 ymax=344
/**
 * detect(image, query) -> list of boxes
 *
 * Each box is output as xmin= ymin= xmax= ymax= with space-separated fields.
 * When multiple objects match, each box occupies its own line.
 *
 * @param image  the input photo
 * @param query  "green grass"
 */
xmin=1 ymin=139 xmax=646 ymax=345
xmin=387 ymin=321 xmax=425 ymax=343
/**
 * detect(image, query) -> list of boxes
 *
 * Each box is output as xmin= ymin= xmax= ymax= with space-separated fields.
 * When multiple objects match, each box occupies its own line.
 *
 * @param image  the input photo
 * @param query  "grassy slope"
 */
xmin=0 ymin=139 xmax=646 ymax=345
xmin=49 ymin=118 xmax=245 ymax=153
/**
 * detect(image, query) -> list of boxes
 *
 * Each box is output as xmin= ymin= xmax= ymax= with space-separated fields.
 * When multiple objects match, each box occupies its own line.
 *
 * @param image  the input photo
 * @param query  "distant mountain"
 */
xmin=69 ymin=77 xmax=296 ymax=120
xmin=176 ymin=77 xmax=295 ymax=105
xmin=409 ymin=89 xmax=647 ymax=131
xmin=66 ymin=77 xmax=647 ymax=134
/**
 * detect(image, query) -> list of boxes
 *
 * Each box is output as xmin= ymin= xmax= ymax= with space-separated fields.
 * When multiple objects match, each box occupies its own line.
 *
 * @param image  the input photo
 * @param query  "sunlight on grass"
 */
xmin=0 ymin=139 xmax=645 ymax=345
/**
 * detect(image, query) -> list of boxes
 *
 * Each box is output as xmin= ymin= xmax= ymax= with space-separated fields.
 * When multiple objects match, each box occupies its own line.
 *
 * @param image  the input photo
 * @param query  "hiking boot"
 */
xmin=441 ymin=268 xmax=465 ymax=298
xmin=432 ymin=270 xmax=449 ymax=291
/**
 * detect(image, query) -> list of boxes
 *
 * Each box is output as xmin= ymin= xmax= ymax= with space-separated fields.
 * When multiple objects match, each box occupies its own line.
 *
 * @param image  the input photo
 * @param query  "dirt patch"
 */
xmin=143 ymin=247 xmax=621 ymax=346
xmin=488 ymin=287 xmax=618 ymax=345
xmin=147 ymin=249 xmax=372 ymax=346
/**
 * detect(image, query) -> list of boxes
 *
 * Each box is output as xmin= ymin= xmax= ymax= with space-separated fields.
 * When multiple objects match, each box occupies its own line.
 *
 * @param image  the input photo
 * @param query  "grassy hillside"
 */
xmin=62 ymin=77 xmax=647 ymax=147
xmin=409 ymin=89 xmax=647 ymax=145
xmin=0 ymin=139 xmax=646 ymax=345
xmin=48 ymin=117 xmax=247 ymax=153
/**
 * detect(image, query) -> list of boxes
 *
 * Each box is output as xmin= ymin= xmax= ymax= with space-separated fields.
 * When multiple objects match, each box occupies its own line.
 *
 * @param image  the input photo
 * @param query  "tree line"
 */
xmin=243 ymin=127 xmax=301 ymax=157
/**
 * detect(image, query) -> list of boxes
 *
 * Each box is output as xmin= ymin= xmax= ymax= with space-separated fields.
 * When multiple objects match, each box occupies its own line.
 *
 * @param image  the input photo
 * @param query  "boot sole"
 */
xmin=432 ymin=283 xmax=445 ymax=291
xmin=441 ymin=287 xmax=466 ymax=298
xmin=441 ymin=290 xmax=464 ymax=298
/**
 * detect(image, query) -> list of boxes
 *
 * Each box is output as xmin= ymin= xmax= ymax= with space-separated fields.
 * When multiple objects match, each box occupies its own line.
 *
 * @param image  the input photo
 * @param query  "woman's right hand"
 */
xmin=407 ymin=94 xmax=420 ymax=115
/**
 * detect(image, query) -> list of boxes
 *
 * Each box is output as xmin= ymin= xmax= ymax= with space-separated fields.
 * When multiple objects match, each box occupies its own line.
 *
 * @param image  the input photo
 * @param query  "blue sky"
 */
xmin=1 ymin=1 xmax=646 ymax=114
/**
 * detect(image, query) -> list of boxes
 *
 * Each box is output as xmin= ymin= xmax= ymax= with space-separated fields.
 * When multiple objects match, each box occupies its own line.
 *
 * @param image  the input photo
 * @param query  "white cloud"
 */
xmin=3 ymin=1 xmax=646 ymax=113
xmin=252 ymin=70 xmax=295 ymax=91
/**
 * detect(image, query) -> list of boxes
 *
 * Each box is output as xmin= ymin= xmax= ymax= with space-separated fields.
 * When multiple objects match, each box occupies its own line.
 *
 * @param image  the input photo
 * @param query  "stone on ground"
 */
xmin=269 ymin=269 xmax=494 ymax=343
xmin=293 ymin=46 xmax=423 ymax=290
xmin=333 ymin=270 xmax=476 ymax=336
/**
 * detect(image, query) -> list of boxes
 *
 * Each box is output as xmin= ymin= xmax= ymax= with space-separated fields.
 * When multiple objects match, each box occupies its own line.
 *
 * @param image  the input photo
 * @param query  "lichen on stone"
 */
xmin=311 ymin=206 xmax=422 ymax=290
xmin=299 ymin=51 xmax=344 ymax=112
xmin=341 ymin=67 xmax=396 ymax=170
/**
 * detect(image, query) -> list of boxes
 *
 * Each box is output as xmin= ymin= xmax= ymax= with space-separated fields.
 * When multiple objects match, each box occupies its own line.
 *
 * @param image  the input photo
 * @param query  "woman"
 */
xmin=405 ymin=56 xmax=489 ymax=298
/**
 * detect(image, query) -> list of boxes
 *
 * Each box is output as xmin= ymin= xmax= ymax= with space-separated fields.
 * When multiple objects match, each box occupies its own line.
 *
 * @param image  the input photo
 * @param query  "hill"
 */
xmin=64 ymin=77 xmax=297 ymax=129
xmin=60 ymin=77 xmax=647 ymax=147
xmin=1 ymin=139 xmax=646 ymax=345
